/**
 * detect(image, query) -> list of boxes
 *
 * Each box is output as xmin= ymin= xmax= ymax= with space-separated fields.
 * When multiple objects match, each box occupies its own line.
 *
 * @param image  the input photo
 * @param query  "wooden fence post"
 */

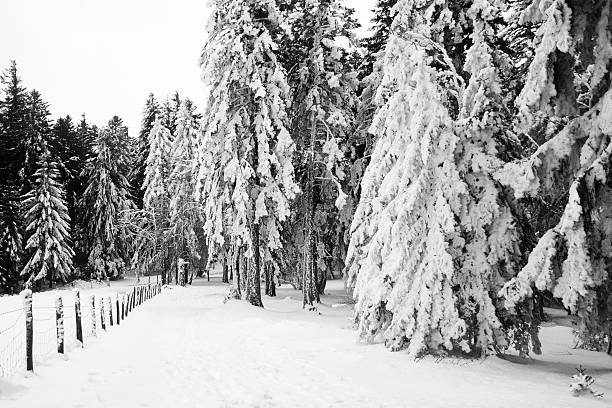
xmin=116 ymin=295 xmax=120 ymax=325
xmin=74 ymin=289 xmax=83 ymax=347
xmin=22 ymin=289 xmax=34 ymax=372
xmin=90 ymin=295 xmax=96 ymax=337
xmin=55 ymin=297 xmax=64 ymax=354
xmin=132 ymin=287 xmax=136 ymax=309
xmin=108 ymin=297 xmax=113 ymax=327
xmin=121 ymin=295 xmax=125 ymax=320
xmin=100 ymin=298 xmax=106 ymax=331
xmin=125 ymin=294 xmax=129 ymax=317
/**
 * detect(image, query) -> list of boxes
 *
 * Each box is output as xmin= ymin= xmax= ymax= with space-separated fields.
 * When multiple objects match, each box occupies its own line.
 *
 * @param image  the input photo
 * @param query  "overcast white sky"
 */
xmin=1 ymin=1 xmax=374 ymax=136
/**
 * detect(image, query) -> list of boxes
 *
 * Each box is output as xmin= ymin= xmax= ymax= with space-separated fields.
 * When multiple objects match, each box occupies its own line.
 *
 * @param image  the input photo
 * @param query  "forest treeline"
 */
xmin=1 ymin=0 xmax=611 ymax=357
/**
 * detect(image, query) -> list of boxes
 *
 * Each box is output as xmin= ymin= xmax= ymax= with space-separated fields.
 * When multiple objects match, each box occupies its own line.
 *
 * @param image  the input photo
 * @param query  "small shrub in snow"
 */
xmin=570 ymin=366 xmax=604 ymax=399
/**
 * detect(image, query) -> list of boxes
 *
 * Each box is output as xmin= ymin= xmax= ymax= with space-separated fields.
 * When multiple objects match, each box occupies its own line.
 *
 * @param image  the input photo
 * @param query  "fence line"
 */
xmin=0 ymin=282 xmax=162 ymax=378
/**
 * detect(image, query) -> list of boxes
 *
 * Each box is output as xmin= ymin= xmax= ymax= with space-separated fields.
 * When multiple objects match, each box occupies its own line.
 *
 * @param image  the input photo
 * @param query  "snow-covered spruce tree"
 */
xmin=168 ymin=100 xmax=202 ymax=272
xmin=21 ymin=149 xmax=74 ymax=287
xmin=140 ymin=118 xmax=173 ymax=283
xmin=131 ymin=93 xmax=160 ymax=209
xmin=81 ymin=124 xmax=134 ymax=280
xmin=497 ymin=0 xmax=612 ymax=353
xmin=345 ymin=0 xmax=528 ymax=357
xmin=347 ymin=1 xmax=398 ymax=246
xmin=0 ymin=61 xmax=27 ymax=293
xmin=23 ymin=90 xmax=52 ymax=195
xmin=197 ymin=0 xmax=299 ymax=307
xmin=282 ymin=0 xmax=358 ymax=307
xmin=105 ymin=116 xmax=133 ymax=180
xmin=161 ymin=92 xmax=181 ymax=137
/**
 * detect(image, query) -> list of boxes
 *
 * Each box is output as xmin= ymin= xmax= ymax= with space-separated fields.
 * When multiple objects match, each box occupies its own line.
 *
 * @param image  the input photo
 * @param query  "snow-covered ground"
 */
xmin=0 ymin=278 xmax=610 ymax=407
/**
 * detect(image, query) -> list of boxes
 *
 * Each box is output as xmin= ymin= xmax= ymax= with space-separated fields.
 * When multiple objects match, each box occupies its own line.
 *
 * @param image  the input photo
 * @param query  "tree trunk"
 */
xmin=302 ymin=168 xmax=319 ymax=308
xmin=302 ymin=20 xmax=323 ymax=309
xmin=233 ymin=245 xmax=241 ymax=297
xmin=303 ymin=142 xmax=319 ymax=307
xmin=222 ymin=261 xmax=229 ymax=284
xmin=265 ymin=263 xmax=276 ymax=297
xmin=239 ymin=247 xmax=247 ymax=296
xmin=245 ymin=224 xmax=263 ymax=307
xmin=317 ymin=270 xmax=326 ymax=296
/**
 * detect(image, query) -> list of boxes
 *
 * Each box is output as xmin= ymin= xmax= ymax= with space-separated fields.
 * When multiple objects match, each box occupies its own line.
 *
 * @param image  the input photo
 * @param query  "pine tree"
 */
xmin=348 ymin=1 xmax=398 ymax=239
xmin=197 ymin=0 xmax=299 ymax=307
xmin=106 ymin=115 xmax=132 ymax=179
xmin=168 ymin=100 xmax=201 ymax=269
xmin=140 ymin=117 xmax=173 ymax=282
xmin=161 ymin=92 xmax=181 ymax=137
xmin=345 ymin=0 xmax=528 ymax=357
xmin=0 ymin=61 xmax=28 ymax=293
xmin=72 ymin=115 xmax=96 ymax=270
xmin=283 ymin=0 xmax=358 ymax=306
xmin=21 ymin=148 xmax=74 ymax=287
xmin=81 ymin=123 xmax=134 ymax=280
xmin=23 ymin=90 xmax=52 ymax=196
xmin=497 ymin=0 xmax=612 ymax=353
xmin=51 ymin=116 xmax=78 ymax=218
xmin=131 ymin=93 xmax=159 ymax=209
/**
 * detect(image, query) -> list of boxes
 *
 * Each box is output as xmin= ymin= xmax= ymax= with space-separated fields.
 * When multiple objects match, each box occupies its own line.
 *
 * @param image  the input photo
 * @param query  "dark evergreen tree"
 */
xmin=0 ymin=61 xmax=28 ymax=293
xmin=71 ymin=115 xmax=96 ymax=271
xmin=51 ymin=116 xmax=76 ymax=201
xmin=359 ymin=0 xmax=398 ymax=80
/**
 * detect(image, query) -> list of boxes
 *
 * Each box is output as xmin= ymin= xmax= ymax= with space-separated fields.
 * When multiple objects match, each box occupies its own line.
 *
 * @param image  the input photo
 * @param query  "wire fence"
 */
xmin=0 ymin=282 xmax=162 ymax=378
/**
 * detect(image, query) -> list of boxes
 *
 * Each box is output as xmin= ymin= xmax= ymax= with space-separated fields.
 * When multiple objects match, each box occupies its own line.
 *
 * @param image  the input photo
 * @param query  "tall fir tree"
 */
xmin=283 ymin=0 xmax=359 ymax=306
xmin=161 ymin=92 xmax=181 ymax=137
xmin=51 ymin=116 xmax=78 ymax=220
xmin=348 ymin=0 xmax=398 ymax=238
xmin=21 ymin=148 xmax=74 ymax=287
xmin=106 ymin=115 xmax=132 ymax=179
xmin=141 ymin=118 xmax=173 ymax=282
xmin=0 ymin=61 xmax=28 ymax=293
xmin=168 ymin=100 xmax=202 ymax=268
xmin=197 ymin=0 xmax=299 ymax=307
xmin=81 ymin=122 xmax=134 ymax=279
xmin=131 ymin=93 xmax=160 ymax=209
xmin=23 ymin=90 xmax=52 ymax=195
xmin=72 ymin=115 xmax=96 ymax=270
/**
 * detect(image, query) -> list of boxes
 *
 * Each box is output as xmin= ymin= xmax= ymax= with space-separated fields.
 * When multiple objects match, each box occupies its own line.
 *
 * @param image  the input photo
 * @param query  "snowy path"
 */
xmin=1 ymin=279 xmax=611 ymax=408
